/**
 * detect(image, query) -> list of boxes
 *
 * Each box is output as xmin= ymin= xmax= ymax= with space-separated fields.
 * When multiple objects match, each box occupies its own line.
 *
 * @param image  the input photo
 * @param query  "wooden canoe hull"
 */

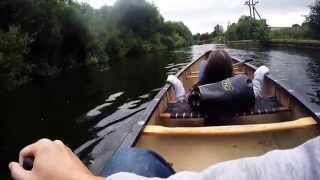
xmin=136 ymin=127 xmax=318 ymax=171
xmin=133 ymin=50 xmax=320 ymax=171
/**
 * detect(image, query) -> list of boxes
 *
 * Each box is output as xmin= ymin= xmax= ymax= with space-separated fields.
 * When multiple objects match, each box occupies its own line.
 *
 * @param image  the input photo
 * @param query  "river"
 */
xmin=1 ymin=44 xmax=320 ymax=178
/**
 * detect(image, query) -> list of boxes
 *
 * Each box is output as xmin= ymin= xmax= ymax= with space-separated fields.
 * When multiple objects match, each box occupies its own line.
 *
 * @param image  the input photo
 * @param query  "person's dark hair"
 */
xmin=199 ymin=50 xmax=233 ymax=85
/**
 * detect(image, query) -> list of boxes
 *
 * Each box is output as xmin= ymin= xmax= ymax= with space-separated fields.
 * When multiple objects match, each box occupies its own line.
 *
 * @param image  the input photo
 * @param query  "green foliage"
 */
xmin=192 ymin=33 xmax=201 ymax=43
xmin=114 ymin=0 xmax=162 ymax=39
xmin=0 ymin=0 xmax=101 ymax=77
xmin=270 ymin=24 xmax=310 ymax=40
xmin=161 ymin=21 xmax=192 ymax=48
xmin=0 ymin=27 xmax=31 ymax=91
xmin=0 ymin=0 xmax=192 ymax=91
xmin=80 ymin=0 xmax=192 ymax=57
xmin=212 ymin=24 xmax=224 ymax=37
xmin=192 ymin=24 xmax=224 ymax=44
xmin=306 ymin=1 xmax=320 ymax=39
xmin=225 ymin=16 xmax=270 ymax=42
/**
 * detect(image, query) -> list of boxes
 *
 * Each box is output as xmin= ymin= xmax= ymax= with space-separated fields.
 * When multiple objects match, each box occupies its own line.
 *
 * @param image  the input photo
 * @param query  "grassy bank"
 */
xmin=269 ymin=39 xmax=320 ymax=49
xmin=226 ymin=39 xmax=320 ymax=49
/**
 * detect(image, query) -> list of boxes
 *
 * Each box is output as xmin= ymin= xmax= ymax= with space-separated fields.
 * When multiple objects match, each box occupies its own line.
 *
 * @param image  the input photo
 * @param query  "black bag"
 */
xmin=188 ymin=75 xmax=255 ymax=116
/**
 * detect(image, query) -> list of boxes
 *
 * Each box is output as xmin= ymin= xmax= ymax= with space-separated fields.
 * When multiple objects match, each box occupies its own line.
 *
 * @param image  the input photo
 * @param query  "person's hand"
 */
xmin=8 ymin=138 xmax=104 ymax=180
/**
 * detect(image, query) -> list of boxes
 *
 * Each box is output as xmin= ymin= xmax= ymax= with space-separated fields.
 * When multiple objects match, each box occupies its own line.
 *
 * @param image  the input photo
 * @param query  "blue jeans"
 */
xmin=198 ymin=60 xmax=207 ymax=82
xmin=100 ymin=148 xmax=175 ymax=178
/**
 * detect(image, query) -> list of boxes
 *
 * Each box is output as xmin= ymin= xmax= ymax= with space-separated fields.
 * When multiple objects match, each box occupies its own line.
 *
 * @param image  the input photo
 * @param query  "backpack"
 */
xmin=188 ymin=75 xmax=255 ymax=119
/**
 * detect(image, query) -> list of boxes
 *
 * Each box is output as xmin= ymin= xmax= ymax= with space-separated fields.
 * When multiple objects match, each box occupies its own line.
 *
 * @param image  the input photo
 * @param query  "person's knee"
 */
xmin=101 ymin=148 xmax=174 ymax=178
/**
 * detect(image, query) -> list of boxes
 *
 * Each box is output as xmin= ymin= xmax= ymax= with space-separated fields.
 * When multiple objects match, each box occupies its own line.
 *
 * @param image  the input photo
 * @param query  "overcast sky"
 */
xmin=82 ymin=0 xmax=316 ymax=34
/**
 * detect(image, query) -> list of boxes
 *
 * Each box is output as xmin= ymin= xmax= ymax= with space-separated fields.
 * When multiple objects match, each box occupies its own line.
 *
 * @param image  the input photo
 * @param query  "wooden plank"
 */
xmin=190 ymin=71 xmax=246 ymax=75
xmin=142 ymin=117 xmax=317 ymax=136
xmin=187 ymin=71 xmax=246 ymax=79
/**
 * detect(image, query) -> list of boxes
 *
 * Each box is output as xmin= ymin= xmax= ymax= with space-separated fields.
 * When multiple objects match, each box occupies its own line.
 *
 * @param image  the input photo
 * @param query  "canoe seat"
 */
xmin=160 ymin=97 xmax=290 ymax=119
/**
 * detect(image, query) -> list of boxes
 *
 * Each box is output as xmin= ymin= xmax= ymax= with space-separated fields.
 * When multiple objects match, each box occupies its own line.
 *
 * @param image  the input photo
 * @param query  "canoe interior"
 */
xmin=136 ymin=128 xmax=318 ymax=171
xmin=135 ymin=52 xmax=320 ymax=172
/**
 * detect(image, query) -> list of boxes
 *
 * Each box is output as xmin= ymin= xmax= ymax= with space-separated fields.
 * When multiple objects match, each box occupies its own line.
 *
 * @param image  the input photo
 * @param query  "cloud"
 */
xmin=82 ymin=0 xmax=315 ymax=34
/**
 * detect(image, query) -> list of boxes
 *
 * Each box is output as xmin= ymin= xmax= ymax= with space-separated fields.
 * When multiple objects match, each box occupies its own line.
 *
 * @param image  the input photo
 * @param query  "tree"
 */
xmin=306 ymin=1 xmax=320 ymax=39
xmin=225 ymin=16 xmax=270 ymax=41
xmin=0 ymin=0 xmax=193 ymax=91
xmin=199 ymin=33 xmax=211 ymax=41
xmin=0 ymin=27 xmax=31 ymax=91
xmin=114 ymin=0 xmax=162 ymax=39
xmin=212 ymin=24 xmax=224 ymax=38
xmin=192 ymin=33 xmax=201 ymax=43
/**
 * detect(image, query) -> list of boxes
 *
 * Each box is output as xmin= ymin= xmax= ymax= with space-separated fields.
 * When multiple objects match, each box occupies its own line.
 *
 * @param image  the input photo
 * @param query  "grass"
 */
xmin=270 ymin=39 xmax=320 ymax=45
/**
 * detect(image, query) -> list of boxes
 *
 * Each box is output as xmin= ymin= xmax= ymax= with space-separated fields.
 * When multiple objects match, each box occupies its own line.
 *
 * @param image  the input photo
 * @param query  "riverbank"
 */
xmin=226 ymin=39 xmax=320 ymax=49
xmin=269 ymin=39 xmax=320 ymax=49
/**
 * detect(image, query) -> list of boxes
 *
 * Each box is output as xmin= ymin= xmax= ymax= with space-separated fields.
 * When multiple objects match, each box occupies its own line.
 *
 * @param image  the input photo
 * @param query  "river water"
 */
xmin=1 ymin=44 xmax=320 ymax=178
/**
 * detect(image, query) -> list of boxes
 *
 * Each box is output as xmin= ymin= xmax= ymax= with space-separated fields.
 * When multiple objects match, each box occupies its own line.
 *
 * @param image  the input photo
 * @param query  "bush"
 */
xmin=225 ymin=16 xmax=270 ymax=42
xmin=306 ymin=1 xmax=320 ymax=39
xmin=0 ymin=27 xmax=31 ymax=91
xmin=0 ymin=0 xmax=193 ymax=91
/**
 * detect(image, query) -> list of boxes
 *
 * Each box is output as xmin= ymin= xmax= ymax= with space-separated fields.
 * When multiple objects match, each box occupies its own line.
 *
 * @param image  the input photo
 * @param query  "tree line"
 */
xmin=0 ymin=0 xmax=192 ymax=91
xmin=271 ymin=1 xmax=320 ymax=40
xmin=192 ymin=17 xmax=270 ymax=43
xmin=194 ymin=1 xmax=320 ymax=43
xmin=193 ymin=24 xmax=224 ymax=43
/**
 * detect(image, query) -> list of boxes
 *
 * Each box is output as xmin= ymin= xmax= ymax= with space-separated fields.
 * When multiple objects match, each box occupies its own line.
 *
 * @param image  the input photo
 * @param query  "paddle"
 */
xmin=233 ymin=58 xmax=253 ymax=67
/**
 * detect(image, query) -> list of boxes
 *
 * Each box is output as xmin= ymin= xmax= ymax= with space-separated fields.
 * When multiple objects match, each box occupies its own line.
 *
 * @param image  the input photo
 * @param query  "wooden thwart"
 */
xmin=188 ymin=71 xmax=246 ymax=79
xmin=143 ymin=117 xmax=317 ymax=136
xmin=191 ymin=71 xmax=245 ymax=75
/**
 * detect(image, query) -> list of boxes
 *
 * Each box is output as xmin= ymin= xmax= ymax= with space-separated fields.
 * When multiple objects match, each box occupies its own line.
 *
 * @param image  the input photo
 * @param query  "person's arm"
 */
xmin=252 ymin=65 xmax=270 ymax=97
xmin=10 ymin=136 xmax=320 ymax=180
xmin=9 ymin=138 xmax=104 ymax=180
xmin=107 ymin=136 xmax=320 ymax=180
xmin=167 ymin=75 xmax=186 ymax=101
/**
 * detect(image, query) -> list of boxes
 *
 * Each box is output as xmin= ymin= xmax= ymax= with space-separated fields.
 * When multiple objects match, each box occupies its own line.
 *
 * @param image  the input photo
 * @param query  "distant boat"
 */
xmin=132 ymin=49 xmax=320 ymax=172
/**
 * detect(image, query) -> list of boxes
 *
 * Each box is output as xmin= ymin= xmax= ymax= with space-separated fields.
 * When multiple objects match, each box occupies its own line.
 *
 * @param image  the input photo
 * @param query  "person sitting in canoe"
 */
xmin=9 ymin=137 xmax=320 ymax=180
xmin=167 ymin=49 xmax=270 ymax=101
xmin=166 ymin=49 xmax=270 ymax=117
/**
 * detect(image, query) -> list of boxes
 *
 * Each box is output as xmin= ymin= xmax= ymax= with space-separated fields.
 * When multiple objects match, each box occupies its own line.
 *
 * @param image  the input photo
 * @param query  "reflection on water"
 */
xmin=1 ymin=44 xmax=320 ymax=178
xmin=105 ymin=92 xmax=124 ymax=102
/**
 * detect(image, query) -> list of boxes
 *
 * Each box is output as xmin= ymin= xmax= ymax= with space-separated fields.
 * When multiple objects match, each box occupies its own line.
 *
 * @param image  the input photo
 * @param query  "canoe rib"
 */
xmin=143 ymin=117 xmax=317 ymax=136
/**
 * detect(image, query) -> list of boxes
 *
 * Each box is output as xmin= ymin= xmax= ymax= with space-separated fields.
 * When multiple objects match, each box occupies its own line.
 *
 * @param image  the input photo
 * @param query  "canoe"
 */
xmin=131 ymin=48 xmax=320 ymax=172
